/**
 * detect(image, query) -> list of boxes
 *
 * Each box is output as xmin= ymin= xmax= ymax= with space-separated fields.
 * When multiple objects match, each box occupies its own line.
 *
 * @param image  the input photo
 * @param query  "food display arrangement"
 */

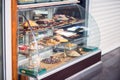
xmin=19 ymin=14 xmax=84 ymax=31
xmin=17 ymin=3 xmax=99 ymax=79
xmin=18 ymin=0 xmax=64 ymax=4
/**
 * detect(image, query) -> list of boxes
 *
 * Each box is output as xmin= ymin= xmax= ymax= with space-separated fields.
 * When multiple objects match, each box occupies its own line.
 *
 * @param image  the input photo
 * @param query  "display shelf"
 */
xmin=17 ymin=0 xmax=80 ymax=10
xmin=41 ymin=52 xmax=101 ymax=80
xmin=18 ymin=36 xmax=87 ymax=65
xmin=18 ymin=50 xmax=101 ymax=79
xmin=53 ymin=19 xmax=85 ymax=29
xmin=71 ymin=19 xmax=85 ymax=25
xmin=18 ymin=36 xmax=87 ymax=63
xmin=18 ymin=20 xmax=85 ymax=33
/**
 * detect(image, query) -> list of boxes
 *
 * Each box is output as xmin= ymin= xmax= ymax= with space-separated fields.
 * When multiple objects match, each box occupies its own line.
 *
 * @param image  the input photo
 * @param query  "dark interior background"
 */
xmin=78 ymin=0 xmax=86 ymax=8
xmin=0 ymin=0 xmax=3 ymax=79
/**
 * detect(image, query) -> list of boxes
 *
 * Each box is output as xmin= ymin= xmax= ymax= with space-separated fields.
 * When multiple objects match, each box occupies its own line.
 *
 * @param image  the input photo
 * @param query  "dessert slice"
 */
xmin=54 ymin=35 xmax=68 ymax=42
xmin=67 ymin=50 xmax=81 ymax=57
xmin=22 ymin=20 xmax=39 ymax=27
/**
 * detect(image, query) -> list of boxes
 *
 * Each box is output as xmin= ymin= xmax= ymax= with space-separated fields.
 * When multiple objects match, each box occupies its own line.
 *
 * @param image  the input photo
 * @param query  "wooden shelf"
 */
xmin=17 ymin=1 xmax=80 ymax=10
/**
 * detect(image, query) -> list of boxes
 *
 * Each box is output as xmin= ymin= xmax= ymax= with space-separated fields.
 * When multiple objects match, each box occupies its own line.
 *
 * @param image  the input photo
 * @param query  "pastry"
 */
xmin=67 ymin=50 xmax=80 ymax=57
xmin=68 ymin=16 xmax=77 ymax=23
xmin=22 ymin=20 xmax=39 ymax=27
xmin=53 ymin=15 xmax=69 ymax=21
xmin=52 ymin=52 xmax=65 ymax=58
xmin=46 ymin=39 xmax=60 ymax=46
xmin=54 ymin=35 xmax=68 ymax=42
xmin=38 ymin=40 xmax=45 ymax=45
xmin=65 ymin=43 xmax=76 ymax=48
xmin=77 ymin=48 xmax=86 ymax=55
xmin=41 ymin=57 xmax=61 ymax=64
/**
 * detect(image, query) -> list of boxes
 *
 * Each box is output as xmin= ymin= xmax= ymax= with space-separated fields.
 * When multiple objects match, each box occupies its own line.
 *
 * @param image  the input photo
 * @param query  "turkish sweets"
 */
xmin=67 ymin=50 xmax=81 ymax=57
xmin=20 ymin=14 xmax=81 ymax=32
xmin=54 ymin=35 xmax=68 ymax=42
xmin=46 ymin=38 xmax=60 ymax=46
xmin=41 ymin=56 xmax=61 ymax=64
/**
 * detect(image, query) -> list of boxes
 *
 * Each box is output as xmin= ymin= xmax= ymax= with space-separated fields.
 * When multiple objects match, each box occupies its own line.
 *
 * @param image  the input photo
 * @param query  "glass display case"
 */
xmin=17 ymin=1 xmax=101 ymax=80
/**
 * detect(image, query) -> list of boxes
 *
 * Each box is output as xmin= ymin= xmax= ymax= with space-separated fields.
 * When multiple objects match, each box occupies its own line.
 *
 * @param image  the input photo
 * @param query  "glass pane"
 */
xmin=0 ymin=0 xmax=3 ymax=79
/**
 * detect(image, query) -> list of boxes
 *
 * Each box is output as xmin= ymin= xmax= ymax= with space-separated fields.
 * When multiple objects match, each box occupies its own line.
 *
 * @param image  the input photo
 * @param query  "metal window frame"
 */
xmin=2 ymin=0 xmax=12 ymax=80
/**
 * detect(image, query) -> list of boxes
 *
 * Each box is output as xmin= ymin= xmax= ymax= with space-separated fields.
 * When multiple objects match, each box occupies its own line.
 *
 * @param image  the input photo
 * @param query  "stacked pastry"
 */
xmin=22 ymin=20 xmax=39 ymax=31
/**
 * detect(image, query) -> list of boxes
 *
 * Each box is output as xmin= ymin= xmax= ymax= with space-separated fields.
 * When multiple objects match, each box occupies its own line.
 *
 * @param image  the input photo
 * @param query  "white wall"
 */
xmin=88 ymin=0 xmax=120 ymax=55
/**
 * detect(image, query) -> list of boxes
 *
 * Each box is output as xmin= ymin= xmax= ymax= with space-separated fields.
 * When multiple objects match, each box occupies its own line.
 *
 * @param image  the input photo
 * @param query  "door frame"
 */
xmin=11 ymin=0 xmax=18 ymax=80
